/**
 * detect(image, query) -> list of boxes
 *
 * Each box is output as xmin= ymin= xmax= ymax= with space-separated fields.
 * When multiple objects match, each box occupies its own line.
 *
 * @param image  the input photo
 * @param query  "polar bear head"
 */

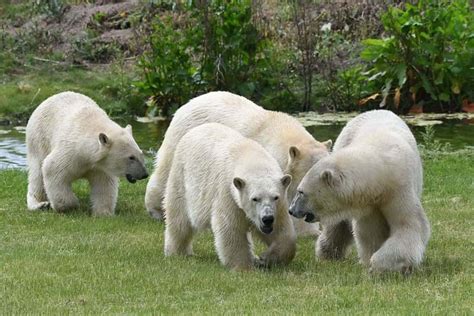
xmin=232 ymin=172 xmax=292 ymax=234
xmin=289 ymin=157 xmax=349 ymax=223
xmin=96 ymin=125 xmax=148 ymax=183
xmin=285 ymin=140 xmax=332 ymax=200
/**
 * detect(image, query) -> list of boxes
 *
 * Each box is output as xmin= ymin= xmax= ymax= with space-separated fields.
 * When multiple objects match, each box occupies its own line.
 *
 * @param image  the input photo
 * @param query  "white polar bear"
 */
xmin=26 ymin=91 xmax=148 ymax=216
xmin=146 ymin=91 xmax=331 ymax=237
xmin=289 ymin=110 xmax=431 ymax=273
xmin=164 ymin=123 xmax=296 ymax=270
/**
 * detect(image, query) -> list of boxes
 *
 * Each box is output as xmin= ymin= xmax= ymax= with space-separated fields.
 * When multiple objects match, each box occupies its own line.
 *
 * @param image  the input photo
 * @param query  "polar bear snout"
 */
xmin=259 ymin=206 xmax=275 ymax=234
xmin=289 ymin=191 xmax=318 ymax=222
xmin=125 ymin=159 xmax=148 ymax=183
xmin=262 ymin=215 xmax=274 ymax=226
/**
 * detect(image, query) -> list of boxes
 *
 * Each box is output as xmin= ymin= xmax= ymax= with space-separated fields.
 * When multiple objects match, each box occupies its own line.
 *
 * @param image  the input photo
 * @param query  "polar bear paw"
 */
xmin=148 ymin=209 xmax=164 ymax=221
xmin=369 ymin=252 xmax=415 ymax=275
xmin=28 ymin=201 xmax=51 ymax=211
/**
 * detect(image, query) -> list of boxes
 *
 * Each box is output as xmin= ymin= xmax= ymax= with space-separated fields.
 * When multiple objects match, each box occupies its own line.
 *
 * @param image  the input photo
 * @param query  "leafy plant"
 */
xmin=134 ymin=16 xmax=194 ymax=117
xmin=193 ymin=0 xmax=261 ymax=94
xmin=360 ymin=0 xmax=474 ymax=113
xmin=72 ymin=36 xmax=120 ymax=63
xmin=32 ymin=0 xmax=67 ymax=21
xmin=134 ymin=0 xmax=265 ymax=117
xmin=418 ymin=125 xmax=452 ymax=158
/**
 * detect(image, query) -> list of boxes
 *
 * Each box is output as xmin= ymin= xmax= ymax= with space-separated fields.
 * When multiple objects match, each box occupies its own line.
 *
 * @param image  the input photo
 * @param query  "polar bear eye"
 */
xmin=298 ymin=190 xmax=304 ymax=196
xmin=273 ymin=196 xmax=279 ymax=201
xmin=252 ymin=197 xmax=260 ymax=202
xmin=129 ymin=156 xmax=136 ymax=161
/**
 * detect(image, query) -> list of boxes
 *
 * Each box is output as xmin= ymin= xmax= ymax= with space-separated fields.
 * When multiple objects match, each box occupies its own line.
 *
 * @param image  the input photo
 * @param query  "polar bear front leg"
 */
xmin=316 ymin=220 xmax=353 ymax=260
xmin=370 ymin=195 xmax=430 ymax=273
xmin=255 ymin=213 xmax=296 ymax=267
xmin=27 ymin=157 xmax=50 ymax=210
xmin=42 ymin=152 xmax=79 ymax=212
xmin=163 ymin=193 xmax=194 ymax=256
xmin=87 ymin=171 xmax=118 ymax=216
xmin=353 ymin=211 xmax=390 ymax=266
xmin=211 ymin=212 xmax=254 ymax=271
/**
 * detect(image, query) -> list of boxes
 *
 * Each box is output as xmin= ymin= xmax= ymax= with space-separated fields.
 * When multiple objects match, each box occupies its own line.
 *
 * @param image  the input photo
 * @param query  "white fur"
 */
xmin=26 ymin=91 xmax=146 ymax=216
xmin=298 ymin=110 xmax=430 ymax=273
xmin=164 ymin=123 xmax=296 ymax=270
xmin=146 ymin=91 xmax=330 ymax=236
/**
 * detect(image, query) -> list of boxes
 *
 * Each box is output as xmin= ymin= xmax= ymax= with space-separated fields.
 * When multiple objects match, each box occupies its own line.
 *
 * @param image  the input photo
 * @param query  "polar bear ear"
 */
xmin=322 ymin=139 xmax=332 ymax=151
xmin=125 ymin=124 xmax=133 ymax=135
xmin=99 ymin=133 xmax=111 ymax=148
xmin=289 ymin=146 xmax=300 ymax=161
xmin=281 ymin=174 xmax=292 ymax=188
xmin=233 ymin=177 xmax=246 ymax=190
xmin=320 ymin=169 xmax=337 ymax=187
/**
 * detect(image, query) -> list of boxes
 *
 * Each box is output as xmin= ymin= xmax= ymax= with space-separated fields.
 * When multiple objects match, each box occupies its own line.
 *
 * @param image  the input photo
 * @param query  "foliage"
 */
xmin=360 ymin=0 xmax=474 ymax=113
xmin=72 ymin=34 xmax=121 ymax=63
xmin=134 ymin=16 xmax=195 ymax=117
xmin=193 ymin=0 xmax=261 ymax=94
xmin=418 ymin=125 xmax=452 ymax=158
xmin=317 ymin=65 xmax=370 ymax=112
xmin=135 ymin=0 xmax=266 ymax=117
xmin=249 ymin=42 xmax=300 ymax=113
xmin=287 ymin=0 xmax=391 ymax=112
xmin=31 ymin=0 xmax=68 ymax=21
xmin=289 ymin=0 xmax=321 ymax=111
xmin=2 ymin=0 xmax=474 ymax=120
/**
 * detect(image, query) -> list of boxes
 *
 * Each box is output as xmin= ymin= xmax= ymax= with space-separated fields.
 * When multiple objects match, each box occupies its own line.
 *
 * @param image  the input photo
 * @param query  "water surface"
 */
xmin=1 ymin=115 xmax=472 ymax=170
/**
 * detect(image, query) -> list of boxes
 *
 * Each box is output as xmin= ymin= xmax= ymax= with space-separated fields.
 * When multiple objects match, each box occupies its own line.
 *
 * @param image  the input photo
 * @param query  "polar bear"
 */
xmin=146 ymin=91 xmax=331 ymax=236
xmin=164 ymin=123 xmax=296 ymax=270
xmin=289 ymin=110 xmax=430 ymax=273
xmin=26 ymin=91 xmax=148 ymax=216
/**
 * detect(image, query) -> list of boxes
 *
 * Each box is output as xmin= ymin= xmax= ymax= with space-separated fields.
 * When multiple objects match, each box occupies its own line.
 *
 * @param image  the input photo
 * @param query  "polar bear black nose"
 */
xmin=262 ymin=215 xmax=274 ymax=226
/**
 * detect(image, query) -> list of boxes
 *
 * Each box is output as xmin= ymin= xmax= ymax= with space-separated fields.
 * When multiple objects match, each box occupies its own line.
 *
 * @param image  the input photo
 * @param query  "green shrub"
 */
xmin=192 ymin=0 xmax=260 ymax=94
xmin=32 ymin=0 xmax=67 ymax=21
xmin=134 ymin=1 xmax=265 ymax=117
xmin=360 ymin=0 xmax=474 ymax=113
xmin=134 ymin=16 xmax=194 ymax=117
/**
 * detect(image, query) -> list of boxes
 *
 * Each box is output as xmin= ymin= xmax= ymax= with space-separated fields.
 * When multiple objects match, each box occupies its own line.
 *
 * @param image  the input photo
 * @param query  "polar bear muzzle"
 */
xmin=289 ymin=191 xmax=319 ymax=223
xmin=260 ymin=207 xmax=275 ymax=234
xmin=125 ymin=157 xmax=148 ymax=183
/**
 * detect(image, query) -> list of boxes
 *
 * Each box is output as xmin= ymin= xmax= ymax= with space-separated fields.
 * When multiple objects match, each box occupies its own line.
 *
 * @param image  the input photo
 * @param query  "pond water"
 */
xmin=1 ymin=114 xmax=473 ymax=169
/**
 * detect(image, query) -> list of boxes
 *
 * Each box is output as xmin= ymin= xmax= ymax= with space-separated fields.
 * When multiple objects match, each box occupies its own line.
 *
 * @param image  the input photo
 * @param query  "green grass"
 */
xmin=1 ymin=153 xmax=473 ymax=314
xmin=0 ymin=64 xmax=142 ymax=122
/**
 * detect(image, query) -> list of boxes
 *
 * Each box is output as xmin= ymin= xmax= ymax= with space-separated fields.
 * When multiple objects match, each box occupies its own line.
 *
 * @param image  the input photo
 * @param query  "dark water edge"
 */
xmin=1 ymin=117 xmax=473 ymax=170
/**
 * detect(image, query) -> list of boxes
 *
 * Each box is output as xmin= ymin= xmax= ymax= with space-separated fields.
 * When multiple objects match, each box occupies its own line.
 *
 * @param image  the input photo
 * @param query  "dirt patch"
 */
xmin=59 ymin=0 xmax=139 ymax=39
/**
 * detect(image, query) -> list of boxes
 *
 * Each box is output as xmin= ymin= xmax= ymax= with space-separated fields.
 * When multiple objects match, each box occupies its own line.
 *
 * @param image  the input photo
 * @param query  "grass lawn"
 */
xmin=0 ymin=63 xmax=141 ymax=123
xmin=1 ymin=152 xmax=473 ymax=314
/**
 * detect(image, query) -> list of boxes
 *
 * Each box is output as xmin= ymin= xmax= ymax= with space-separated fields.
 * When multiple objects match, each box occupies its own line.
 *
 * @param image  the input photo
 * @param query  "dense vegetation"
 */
xmin=0 ymin=0 xmax=473 ymax=121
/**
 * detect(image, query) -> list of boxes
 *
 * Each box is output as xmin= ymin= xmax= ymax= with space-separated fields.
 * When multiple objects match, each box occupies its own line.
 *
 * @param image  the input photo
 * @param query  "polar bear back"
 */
xmin=27 ymin=91 xmax=120 ymax=156
xmin=333 ymin=110 xmax=422 ymax=198
xmin=168 ymin=123 xmax=283 ymax=230
xmin=166 ymin=91 xmax=323 ymax=170
xmin=334 ymin=110 xmax=417 ymax=152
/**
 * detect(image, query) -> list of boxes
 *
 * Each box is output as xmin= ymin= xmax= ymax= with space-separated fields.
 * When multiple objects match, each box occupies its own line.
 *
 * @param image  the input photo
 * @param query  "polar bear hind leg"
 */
xmin=42 ymin=151 xmax=79 ymax=212
xmin=27 ymin=156 xmax=50 ymax=210
xmin=370 ymin=194 xmax=430 ymax=274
